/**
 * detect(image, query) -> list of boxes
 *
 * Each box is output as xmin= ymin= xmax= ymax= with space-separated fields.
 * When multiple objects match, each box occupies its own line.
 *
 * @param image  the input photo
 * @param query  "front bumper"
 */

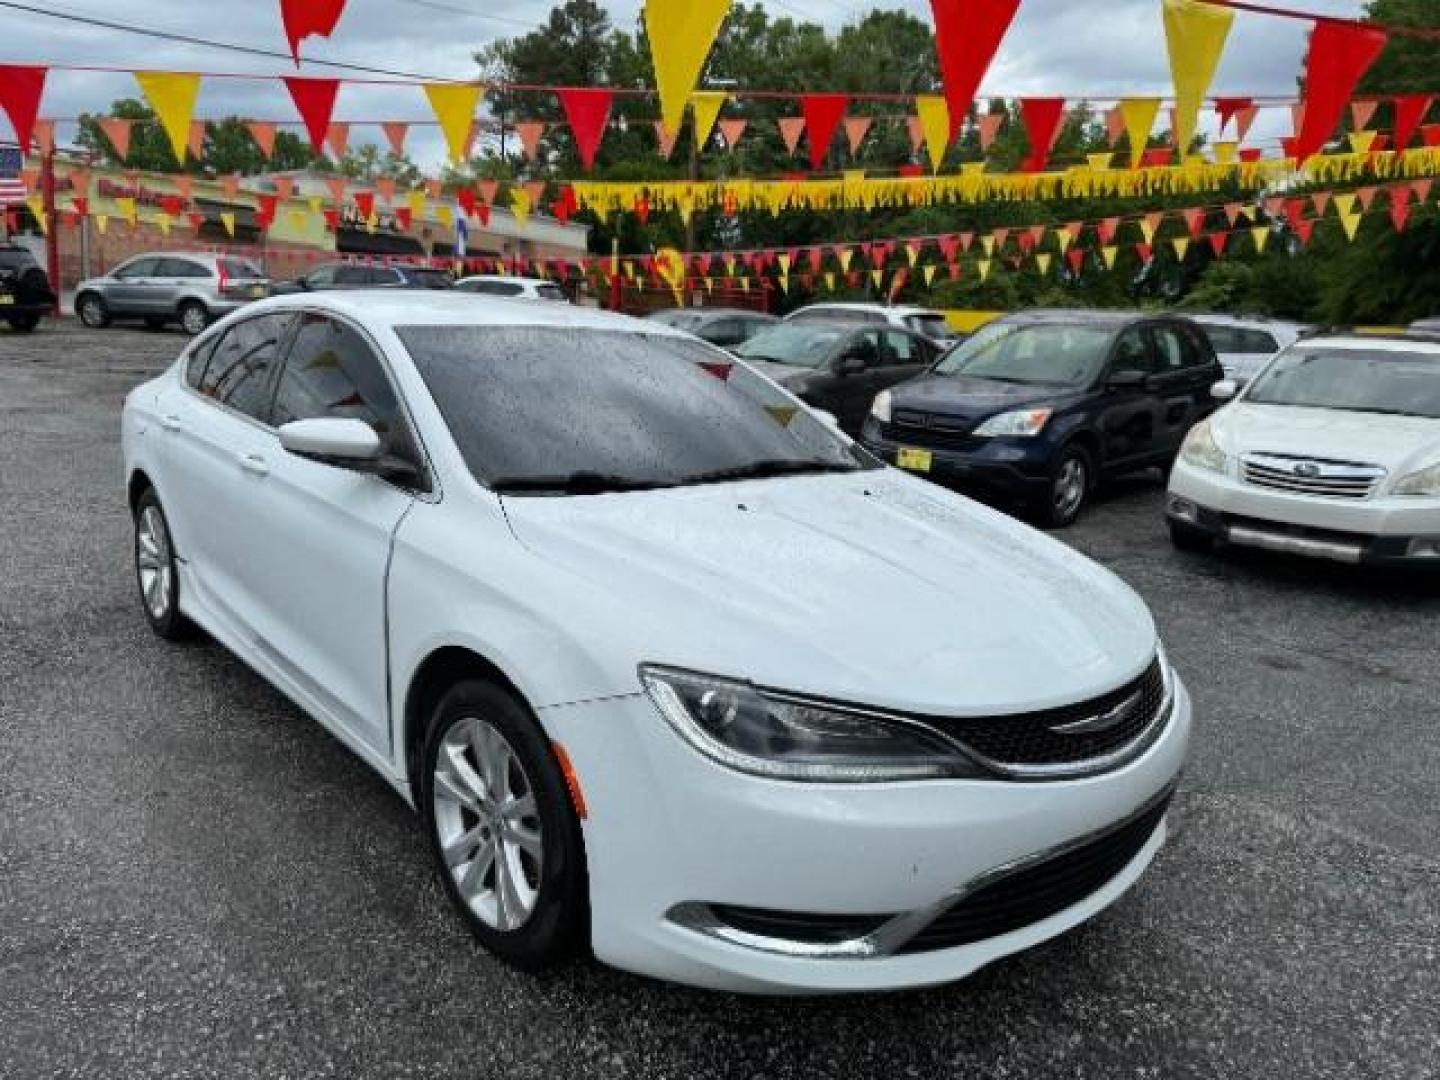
xmin=860 ymin=424 xmax=1054 ymax=500
xmin=1168 ymin=459 xmax=1440 ymax=565
xmin=540 ymin=675 xmax=1191 ymax=993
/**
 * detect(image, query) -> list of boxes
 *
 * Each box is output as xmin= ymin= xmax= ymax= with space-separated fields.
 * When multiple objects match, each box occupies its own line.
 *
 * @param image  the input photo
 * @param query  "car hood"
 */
xmin=502 ymin=470 xmax=1156 ymax=715
xmin=890 ymin=373 xmax=1080 ymax=421
xmin=1214 ymin=402 xmax=1440 ymax=473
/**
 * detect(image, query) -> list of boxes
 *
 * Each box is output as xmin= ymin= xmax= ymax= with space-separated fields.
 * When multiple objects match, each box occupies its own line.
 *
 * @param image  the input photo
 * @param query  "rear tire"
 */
xmin=132 ymin=488 xmax=196 ymax=641
xmin=1169 ymin=520 xmax=1214 ymax=553
xmin=77 ymin=292 xmax=110 ymax=328
xmin=178 ymin=301 xmax=209 ymax=336
xmin=420 ymin=679 xmax=588 ymax=971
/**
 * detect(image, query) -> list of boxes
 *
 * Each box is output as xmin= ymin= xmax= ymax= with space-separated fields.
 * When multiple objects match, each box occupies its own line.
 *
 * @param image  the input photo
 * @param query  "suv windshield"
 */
xmin=1245 ymin=346 xmax=1440 ymax=418
xmin=400 ymin=326 xmax=868 ymax=493
xmin=736 ymin=325 xmax=845 ymax=366
xmin=934 ymin=321 xmax=1112 ymax=386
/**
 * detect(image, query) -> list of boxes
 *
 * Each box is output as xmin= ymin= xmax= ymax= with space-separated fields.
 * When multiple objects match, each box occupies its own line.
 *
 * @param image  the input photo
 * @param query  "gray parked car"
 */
xmin=75 ymin=252 xmax=270 ymax=335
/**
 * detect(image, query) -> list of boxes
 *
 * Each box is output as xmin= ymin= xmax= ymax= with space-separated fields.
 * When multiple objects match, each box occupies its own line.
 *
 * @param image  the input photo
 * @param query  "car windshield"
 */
xmin=934 ymin=321 xmax=1113 ymax=386
xmin=736 ymin=325 xmax=845 ymax=367
xmin=399 ymin=326 xmax=869 ymax=494
xmin=1245 ymin=346 xmax=1440 ymax=418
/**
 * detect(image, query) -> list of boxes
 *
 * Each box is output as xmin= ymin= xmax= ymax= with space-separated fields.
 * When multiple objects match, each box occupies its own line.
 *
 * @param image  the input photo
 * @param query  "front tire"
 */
xmin=420 ymin=680 xmax=588 ymax=971
xmin=77 ymin=292 xmax=110 ymax=328
xmin=6 ymin=312 xmax=41 ymax=331
xmin=1169 ymin=520 xmax=1213 ymax=553
xmin=178 ymin=301 xmax=209 ymax=336
xmin=133 ymin=488 xmax=194 ymax=640
xmin=1036 ymin=445 xmax=1092 ymax=528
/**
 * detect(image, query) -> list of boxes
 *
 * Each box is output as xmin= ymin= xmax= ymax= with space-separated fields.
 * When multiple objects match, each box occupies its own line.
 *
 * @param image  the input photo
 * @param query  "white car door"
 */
xmin=154 ymin=312 xmax=294 ymax=639
xmin=244 ymin=310 xmax=422 ymax=756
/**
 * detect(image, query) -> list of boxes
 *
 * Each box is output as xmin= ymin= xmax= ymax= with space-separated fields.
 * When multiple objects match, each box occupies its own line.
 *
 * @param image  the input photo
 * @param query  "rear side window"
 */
xmin=1203 ymin=326 xmax=1279 ymax=354
xmin=403 ymin=267 xmax=453 ymax=289
xmin=159 ymin=258 xmax=211 ymax=279
xmin=197 ymin=313 xmax=292 ymax=420
xmin=272 ymin=312 xmax=414 ymax=460
xmin=115 ymin=258 xmax=161 ymax=279
xmin=1150 ymin=325 xmax=1205 ymax=371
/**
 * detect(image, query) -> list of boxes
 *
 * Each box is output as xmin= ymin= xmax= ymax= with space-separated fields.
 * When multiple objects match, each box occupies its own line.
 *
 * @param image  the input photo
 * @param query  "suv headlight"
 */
xmin=870 ymin=389 xmax=892 ymax=423
xmin=973 ymin=407 xmax=1052 ymax=437
xmin=1180 ymin=420 xmax=1227 ymax=473
xmin=639 ymin=666 xmax=981 ymax=782
xmin=1393 ymin=461 xmax=1440 ymax=496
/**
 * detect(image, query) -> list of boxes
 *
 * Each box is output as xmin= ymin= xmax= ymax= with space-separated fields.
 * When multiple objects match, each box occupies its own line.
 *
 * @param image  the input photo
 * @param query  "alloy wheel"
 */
xmin=79 ymin=296 xmax=105 ymax=328
xmin=431 ymin=716 xmax=544 ymax=932
xmin=135 ymin=505 xmax=174 ymax=619
xmin=180 ymin=304 xmax=208 ymax=335
xmin=1053 ymin=456 xmax=1087 ymax=520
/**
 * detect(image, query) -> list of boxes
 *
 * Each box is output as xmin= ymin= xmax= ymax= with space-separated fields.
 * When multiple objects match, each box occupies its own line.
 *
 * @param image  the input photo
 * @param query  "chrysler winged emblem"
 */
xmin=1050 ymin=689 xmax=1142 ymax=735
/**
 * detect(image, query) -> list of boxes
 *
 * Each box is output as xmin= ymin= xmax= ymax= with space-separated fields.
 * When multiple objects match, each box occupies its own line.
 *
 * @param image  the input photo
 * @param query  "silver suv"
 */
xmin=75 ymin=252 xmax=270 ymax=335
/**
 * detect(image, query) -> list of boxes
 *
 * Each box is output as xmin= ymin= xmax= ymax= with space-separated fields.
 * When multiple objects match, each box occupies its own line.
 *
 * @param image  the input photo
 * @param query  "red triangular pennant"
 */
xmin=1018 ymin=98 xmax=1065 ymax=172
xmin=556 ymin=88 xmax=612 ymax=170
xmin=930 ymin=0 xmax=1021 ymax=140
xmin=0 ymin=65 xmax=47 ymax=154
xmin=280 ymin=0 xmax=348 ymax=63
xmin=1293 ymin=21 xmax=1389 ymax=164
xmin=1391 ymin=94 xmax=1432 ymax=151
xmin=800 ymin=94 xmax=849 ymax=170
xmin=284 ymin=77 xmax=341 ymax=153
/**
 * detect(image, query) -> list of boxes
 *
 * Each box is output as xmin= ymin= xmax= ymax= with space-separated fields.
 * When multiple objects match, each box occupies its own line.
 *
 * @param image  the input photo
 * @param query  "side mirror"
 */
xmin=837 ymin=351 xmax=866 ymax=375
xmin=1107 ymin=369 xmax=1148 ymax=391
xmin=1211 ymin=379 xmax=1238 ymax=401
xmin=279 ymin=418 xmax=382 ymax=466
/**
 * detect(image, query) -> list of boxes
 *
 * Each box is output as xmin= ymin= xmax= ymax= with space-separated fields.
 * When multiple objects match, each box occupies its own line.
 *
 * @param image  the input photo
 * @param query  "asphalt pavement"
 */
xmin=2 ymin=321 xmax=1438 ymax=1079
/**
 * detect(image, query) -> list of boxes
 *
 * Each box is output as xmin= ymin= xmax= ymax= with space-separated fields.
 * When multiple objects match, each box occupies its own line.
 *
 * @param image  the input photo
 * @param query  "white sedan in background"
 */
xmin=122 ymin=292 xmax=1188 ymax=993
xmin=454 ymin=275 xmax=568 ymax=301
xmin=1168 ymin=333 xmax=1440 ymax=565
xmin=1187 ymin=314 xmax=1309 ymax=386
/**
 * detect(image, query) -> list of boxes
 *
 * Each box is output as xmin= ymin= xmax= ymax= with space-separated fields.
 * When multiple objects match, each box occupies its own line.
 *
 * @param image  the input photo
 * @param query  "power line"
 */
xmin=0 ymin=0 xmax=470 ymax=82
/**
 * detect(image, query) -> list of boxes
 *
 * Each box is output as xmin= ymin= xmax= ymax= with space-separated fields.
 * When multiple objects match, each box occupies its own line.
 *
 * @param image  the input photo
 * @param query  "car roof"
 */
xmin=995 ymin=308 xmax=1164 ymax=328
xmin=455 ymin=275 xmax=554 ymax=286
xmin=1185 ymin=312 xmax=1309 ymax=332
xmin=788 ymin=302 xmax=944 ymax=317
xmin=1287 ymin=332 xmax=1440 ymax=353
xmin=243 ymin=290 xmax=696 ymax=336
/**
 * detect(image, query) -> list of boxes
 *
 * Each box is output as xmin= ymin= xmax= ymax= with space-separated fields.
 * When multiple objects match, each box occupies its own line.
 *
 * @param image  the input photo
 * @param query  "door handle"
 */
xmin=160 ymin=414 xmax=183 ymax=431
xmin=239 ymin=454 xmax=270 ymax=478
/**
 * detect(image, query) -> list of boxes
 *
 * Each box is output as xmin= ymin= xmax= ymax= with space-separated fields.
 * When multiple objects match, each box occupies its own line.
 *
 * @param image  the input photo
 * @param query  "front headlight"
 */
xmin=870 ymin=389 xmax=893 ymax=423
xmin=973 ymin=407 xmax=1052 ymax=437
xmin=1392 ymin=461 xmax=1440 ymax=496
xmin=639 ymin=666 xmax=981 ymax=782
xmin=1179 ymin=420 xmax=1227 ymax=473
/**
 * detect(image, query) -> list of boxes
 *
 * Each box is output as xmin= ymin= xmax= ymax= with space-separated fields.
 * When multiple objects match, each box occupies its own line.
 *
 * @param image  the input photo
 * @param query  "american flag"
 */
xmin=0 ymin=146 xmax=27 ymax=206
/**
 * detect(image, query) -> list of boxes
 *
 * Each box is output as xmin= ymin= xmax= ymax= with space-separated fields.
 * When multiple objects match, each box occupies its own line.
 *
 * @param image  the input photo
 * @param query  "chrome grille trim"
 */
xmin=1241 ymin=452 xmax=1385 ymax=499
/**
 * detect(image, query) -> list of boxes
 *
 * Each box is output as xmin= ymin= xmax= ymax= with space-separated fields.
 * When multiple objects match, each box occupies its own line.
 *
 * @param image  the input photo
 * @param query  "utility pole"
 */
xmin=41 ymin=145 xmax=59 ymax=316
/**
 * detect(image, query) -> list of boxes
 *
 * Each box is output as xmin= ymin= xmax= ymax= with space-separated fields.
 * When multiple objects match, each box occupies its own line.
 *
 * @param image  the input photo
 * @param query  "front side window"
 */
xmin=935 ymin=322 xmax=1114 ymax=386
xmin=159 ymin=258 xmax=210 ymax=279
xmin=1110 ymin=328 xmax=1154 ymax=376
xmin=115 ymin=258 xmax=160 ymax=279
xmin=1245 ymin=346 xmax=1440 ymax=418
xmin=1150 ymin=326 xmax=1194 ymax=371
xmin=197 ymin=313 xmax=292 ymax=420
xmin=273 ymin=313 xmax=413 ymax=459
xmin=883 ymin=330 xmax=918 ymax=363
xmin=399 ymin=327 xmax=868 ymax=493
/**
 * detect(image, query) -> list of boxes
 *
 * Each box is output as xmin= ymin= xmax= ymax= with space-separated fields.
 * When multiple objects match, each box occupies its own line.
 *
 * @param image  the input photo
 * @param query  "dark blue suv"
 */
xmin=860 ymin=310 xmax=1223 ymax=526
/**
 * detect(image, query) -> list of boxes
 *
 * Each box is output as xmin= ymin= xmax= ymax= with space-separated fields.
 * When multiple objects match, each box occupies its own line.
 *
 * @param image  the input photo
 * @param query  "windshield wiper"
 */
xmin=682 ymin=459 xmax=857 ymax=486
xmin=491 ymin=471 xmax=674 ymax=495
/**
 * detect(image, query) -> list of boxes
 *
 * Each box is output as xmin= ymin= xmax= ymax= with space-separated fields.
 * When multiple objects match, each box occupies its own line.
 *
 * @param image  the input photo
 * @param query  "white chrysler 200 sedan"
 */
xmin=1168 ymin=333 xmax=1440 ymax=565
xmin=122 ymin=292 xmax=1190 ymax=993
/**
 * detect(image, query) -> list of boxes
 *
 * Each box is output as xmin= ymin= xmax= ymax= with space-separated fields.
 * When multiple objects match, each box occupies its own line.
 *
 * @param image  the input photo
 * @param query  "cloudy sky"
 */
xmin=5 ymin=0 xmax=1370 ymax=168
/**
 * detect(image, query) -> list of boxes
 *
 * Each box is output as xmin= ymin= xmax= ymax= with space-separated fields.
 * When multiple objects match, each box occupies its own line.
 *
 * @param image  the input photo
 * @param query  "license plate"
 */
xmin=0 ymin=294 xmax=13 ymax=305
xmin=248 ymin=286 xmax=267 ymax=298
xmin=896 ymin=447 xmax=932 ymax=473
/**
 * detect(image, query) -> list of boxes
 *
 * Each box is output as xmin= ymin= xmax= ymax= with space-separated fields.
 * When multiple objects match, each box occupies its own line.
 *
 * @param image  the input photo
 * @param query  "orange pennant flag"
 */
xmin=98 ymin=118 xmax=132 ymax=161
xmin=382 ymin=121 xmax=408 ymax=156
xmin=246 ymin=122 xmax=276 ymax=159
xmin=516 ymin=121 xmax=545 ymax=160
xmin=326 ymin=122 xmax=350 ymax=158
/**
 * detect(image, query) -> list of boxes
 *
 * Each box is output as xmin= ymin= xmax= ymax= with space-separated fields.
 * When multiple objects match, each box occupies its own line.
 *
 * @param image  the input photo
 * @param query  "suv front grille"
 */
xmin=927 ymin=658 xmax=1168 ymax=775
xmin=898 ymin=792 xmax=1172 ymax=953
xmin=882 ymin=410 xmax=982 ymax=452
xmin=1241 ymin=453 xmax=1384 ymax=499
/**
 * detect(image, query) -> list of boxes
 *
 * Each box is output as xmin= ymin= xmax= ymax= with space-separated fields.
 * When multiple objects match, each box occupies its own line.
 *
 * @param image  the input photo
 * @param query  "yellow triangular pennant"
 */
xmin=645 ymin=0 xmax=734 ymax=136
xmin=1163 ymin=0 xmax=1234 ymax=155
xmin=135 ymin=71 xmax=202 ymax=162
xmin=915 ymin=95 xmax=950 ymax=172
xmin=424 ymin=83 xmax=485 ymax=163
xmin=1119 ymin=98 xmax=1161 ymax=168
xmin=690 ymin=91 xmax=728 ymax=150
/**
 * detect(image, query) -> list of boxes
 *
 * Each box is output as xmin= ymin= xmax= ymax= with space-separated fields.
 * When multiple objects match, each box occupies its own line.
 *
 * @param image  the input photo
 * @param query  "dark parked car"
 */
xmin=0 ymin=243 xmax=56 ymax=332
xmin=735 ymin=322 xmax=938 ymax=434
xmin=646 ymin=307 xmax=778 ymax=349
xmin=271 ymin=262 xmax=453 ymax=295
xmin=861 ymin=310 xmax=1223 ymax=527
